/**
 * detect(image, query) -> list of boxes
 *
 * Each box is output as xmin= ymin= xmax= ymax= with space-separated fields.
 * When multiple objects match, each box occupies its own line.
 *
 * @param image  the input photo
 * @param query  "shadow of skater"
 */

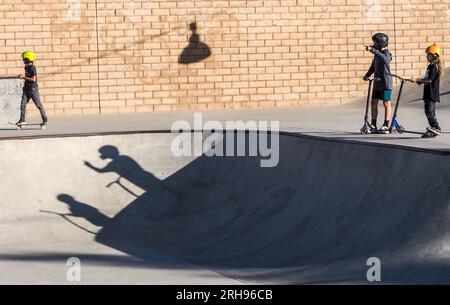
xmin=57 ymin=194 xmax=111 ymax=228
xmin=178 ymin=22 xmax=211 ymax=64
xmin=84 ymin=145 xmax=161 ymax=193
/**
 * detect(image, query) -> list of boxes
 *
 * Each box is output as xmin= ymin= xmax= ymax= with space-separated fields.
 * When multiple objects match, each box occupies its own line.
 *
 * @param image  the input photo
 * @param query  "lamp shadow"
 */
xmin=178 ymin=22 xmax=211 ymax=64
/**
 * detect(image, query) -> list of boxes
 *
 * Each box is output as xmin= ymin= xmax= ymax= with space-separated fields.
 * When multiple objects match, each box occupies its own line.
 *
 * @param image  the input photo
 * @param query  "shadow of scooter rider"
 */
xmin=84 ymin=146 xmax=161 ymax=191
xmin=84 ymin=145 xmax=180 ymax=199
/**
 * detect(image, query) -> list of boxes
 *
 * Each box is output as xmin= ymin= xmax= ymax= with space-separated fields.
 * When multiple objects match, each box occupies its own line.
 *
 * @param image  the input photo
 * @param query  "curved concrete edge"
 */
xmin=0 ymin=129 xmax=448 ymax=156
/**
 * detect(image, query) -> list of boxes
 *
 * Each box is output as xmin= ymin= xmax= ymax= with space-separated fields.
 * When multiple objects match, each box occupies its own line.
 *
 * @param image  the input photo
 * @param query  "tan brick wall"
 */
xmin=0 ymin=0 xmax=449 ymax=116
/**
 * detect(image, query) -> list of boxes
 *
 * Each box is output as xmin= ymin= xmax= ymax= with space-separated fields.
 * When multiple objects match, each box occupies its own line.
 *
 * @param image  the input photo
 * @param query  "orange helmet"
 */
xmin=426 ymin=44 xmax=442 ymax=57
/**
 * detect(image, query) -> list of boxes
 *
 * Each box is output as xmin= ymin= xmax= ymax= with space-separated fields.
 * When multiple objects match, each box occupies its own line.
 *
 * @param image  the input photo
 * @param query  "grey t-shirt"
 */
xmin=365 ymin=49 xmax=393 ymax=91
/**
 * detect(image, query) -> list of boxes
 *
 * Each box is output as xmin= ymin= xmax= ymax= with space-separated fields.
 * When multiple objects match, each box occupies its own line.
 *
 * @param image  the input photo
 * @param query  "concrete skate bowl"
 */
xmin=0 ymin=131 xmax=449 ymax=284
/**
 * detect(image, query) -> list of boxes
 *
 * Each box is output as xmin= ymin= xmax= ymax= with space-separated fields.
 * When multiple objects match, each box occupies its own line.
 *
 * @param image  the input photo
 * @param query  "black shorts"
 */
xmin=372 ymin=89 xmax=392 ymax=101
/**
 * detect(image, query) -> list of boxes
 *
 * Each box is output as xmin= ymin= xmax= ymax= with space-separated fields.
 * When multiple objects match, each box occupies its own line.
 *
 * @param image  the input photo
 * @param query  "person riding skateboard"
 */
xmin=16 ymin=51 xmax=48 ymax=127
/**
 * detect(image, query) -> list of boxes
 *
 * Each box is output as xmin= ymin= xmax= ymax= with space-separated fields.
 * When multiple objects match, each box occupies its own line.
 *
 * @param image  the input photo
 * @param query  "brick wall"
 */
xmin=0 ymin=0 xmax=449 ymax=116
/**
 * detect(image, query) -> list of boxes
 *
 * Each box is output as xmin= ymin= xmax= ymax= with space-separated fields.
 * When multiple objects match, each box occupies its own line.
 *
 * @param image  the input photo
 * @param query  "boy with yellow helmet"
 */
xmin=416 ymin=44 xmax=443 ymax=138
xmin=16 ymin=51 xmax=48 ymax=127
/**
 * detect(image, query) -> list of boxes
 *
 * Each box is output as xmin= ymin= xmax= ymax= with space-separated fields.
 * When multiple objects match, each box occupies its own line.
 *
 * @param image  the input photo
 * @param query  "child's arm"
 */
xmin=363 ymin=61 xmax=375 ymax=80
xmin=416 ymin=65 xmax=438 ymax=85
xmin=416 ymin=78 xmax=431 ymax=85
xmin=19 ymin=65 xmax=37 ymax=82
xmin=369 ymin=48 xmax=391 ymax=64
xmin=18 ymin=75 xmax=37 ymax=82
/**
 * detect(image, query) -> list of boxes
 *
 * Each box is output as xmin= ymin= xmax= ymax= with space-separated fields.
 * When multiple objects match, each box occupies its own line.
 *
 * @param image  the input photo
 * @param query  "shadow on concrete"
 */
xmin=0 ymin=253 xmax=155 ymax=269
xmin=1 ymin=251 xmax=449 ymax=284
xmin=0 ymin=128 xmax=20 ymax=131
xmin=36 ymin=132 xmax=449 ymax=283
xmin=178 ymin=22 xmax=211 ymax=64
xmin=57 ymin=194 xmax=111 ymax=228
xmin=83 ymin=145 xmax=162 ymax=191
xmin=406 ymin=91 xmax=450 ymax=103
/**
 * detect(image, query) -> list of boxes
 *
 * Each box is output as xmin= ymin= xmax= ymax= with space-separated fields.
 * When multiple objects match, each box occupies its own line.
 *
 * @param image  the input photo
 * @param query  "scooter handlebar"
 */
xmin=387 ymin=73 xmax=414 ymax=82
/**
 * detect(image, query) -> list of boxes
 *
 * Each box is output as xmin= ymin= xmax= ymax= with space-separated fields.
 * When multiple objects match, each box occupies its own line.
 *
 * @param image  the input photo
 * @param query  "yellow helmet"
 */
xmin=426 ymin=44 xmax=442 ymax=57
xmin=21 ymin=51 xmax=36 ymax=62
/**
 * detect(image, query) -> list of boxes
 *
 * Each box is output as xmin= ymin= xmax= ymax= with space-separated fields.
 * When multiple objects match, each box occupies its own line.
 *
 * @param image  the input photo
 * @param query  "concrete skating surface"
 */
xmin=0 ymin=73 xmax=449 ymax=284
xmin=0 ymin=131 xmax=449 ymax=284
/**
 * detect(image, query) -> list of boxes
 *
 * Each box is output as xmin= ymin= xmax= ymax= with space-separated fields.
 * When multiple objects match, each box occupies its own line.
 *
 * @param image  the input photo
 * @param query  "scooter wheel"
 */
xmin=398 ymin=125 xmax=406 ymax=134
xmin=360 ymin=126 xmax=369 ymax=134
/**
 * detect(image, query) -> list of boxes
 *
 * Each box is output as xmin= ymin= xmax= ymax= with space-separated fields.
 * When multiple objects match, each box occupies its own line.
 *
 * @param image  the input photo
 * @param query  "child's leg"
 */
xmin=19 ymin=91 xmax=30 ymax=123
xmin=381 ymin=90 xmax=392 ymax=127
xmin=424 ymin=100 xmax=440 ymax=129
xmin=383 ymin=100 xmax=391 ymax=126
xmin=371 ymin=98 xmax=379 ymax=127
xmin=30 ymin=89 xmax=48 ymax=123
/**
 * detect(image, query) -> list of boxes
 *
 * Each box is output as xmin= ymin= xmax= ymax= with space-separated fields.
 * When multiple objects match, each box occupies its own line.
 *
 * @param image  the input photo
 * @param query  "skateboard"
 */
xmin=8 ymin=122 xmax=46 ymax=130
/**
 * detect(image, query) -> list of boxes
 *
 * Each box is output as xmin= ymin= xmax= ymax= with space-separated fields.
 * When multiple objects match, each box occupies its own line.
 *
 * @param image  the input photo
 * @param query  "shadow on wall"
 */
xmin=178 ymin=22 xmax=211 ymax=64
xmin=45 ymin=133 xmax=450 ymax=283
xmin=45 ymin=11 xmax=228 ymax=80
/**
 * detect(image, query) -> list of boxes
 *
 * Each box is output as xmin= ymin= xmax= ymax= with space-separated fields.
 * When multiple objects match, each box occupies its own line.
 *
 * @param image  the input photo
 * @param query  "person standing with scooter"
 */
xmin=363 ymin=33 xmax=393 ymax=134
xmin=416 ymin=44 xmax=443 ymax=138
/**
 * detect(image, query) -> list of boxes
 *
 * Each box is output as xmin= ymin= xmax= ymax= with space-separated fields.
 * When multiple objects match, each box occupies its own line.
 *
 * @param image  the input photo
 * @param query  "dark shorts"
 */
xmin=372 ymin=89 xmax=392 ymax=101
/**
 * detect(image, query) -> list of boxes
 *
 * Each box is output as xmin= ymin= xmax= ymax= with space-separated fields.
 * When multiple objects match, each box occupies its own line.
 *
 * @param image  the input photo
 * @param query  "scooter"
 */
xmin=388 ymin=73 xmax=414 ymax=134
xmin=360 ymin=77 xmax=379 ymax=134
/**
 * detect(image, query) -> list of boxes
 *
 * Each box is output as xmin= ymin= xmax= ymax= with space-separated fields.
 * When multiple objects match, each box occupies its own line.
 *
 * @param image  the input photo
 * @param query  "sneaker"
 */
xmin=379 ymin=125 xmax=390 ymax=134
xmin=422 ymin=131 xmax=434 ymax=138
xmin=15 ymin=121 xmax=26 ymax=126
xmin=361 ymin=124 xmax=376 ymax=134
xmin=426 ymin=127 xmax=441 ymax=136
xmin=363 ymin=124 xmax=377 ymax=134
xmin=422 ymin=130 xmax=437 ymax=138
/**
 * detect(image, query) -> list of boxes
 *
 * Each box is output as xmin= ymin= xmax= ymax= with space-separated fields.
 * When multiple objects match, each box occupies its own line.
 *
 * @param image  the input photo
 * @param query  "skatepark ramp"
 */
xmin=0 ymin=131 xmax=449 ymax=284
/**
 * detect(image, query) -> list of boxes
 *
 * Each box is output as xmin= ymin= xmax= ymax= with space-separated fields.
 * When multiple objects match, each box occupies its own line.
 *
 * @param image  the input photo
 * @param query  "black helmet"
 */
xmin=372 ymin=33 xmax=389 ymax=49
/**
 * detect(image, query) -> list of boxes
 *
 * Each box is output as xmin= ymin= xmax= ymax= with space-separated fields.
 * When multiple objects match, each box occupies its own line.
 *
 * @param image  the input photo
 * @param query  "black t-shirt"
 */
xmin=24 ymin=65 xmax=38 ymax=88
xmin=423 ymin=64 xmax=440 ymax=102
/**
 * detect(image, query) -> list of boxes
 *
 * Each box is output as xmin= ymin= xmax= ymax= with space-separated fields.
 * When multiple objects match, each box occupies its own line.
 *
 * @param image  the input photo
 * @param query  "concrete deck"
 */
xmin=0 ymin=99 xmax=449 ymax=152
